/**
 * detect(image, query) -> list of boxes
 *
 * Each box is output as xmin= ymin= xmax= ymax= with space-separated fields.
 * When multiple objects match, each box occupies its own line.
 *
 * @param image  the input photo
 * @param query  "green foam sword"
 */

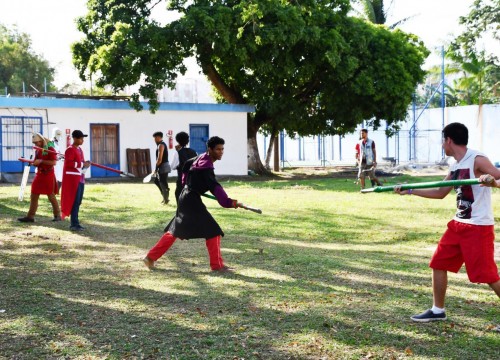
xmin=361 ymin=178 xmax=481 ymax=193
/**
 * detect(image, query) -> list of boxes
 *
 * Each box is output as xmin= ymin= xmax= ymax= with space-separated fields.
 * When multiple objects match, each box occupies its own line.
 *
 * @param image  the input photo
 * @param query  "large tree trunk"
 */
xmin=247 ymin=118 xmax=269 ymax=174
xmin=264 ymin=128 xmax=278 ymax=170
xmin=201 ymin=59 xmax=270 ymax=174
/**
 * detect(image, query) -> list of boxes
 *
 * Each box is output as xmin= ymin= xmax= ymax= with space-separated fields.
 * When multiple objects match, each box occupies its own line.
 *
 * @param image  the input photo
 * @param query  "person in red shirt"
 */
xmin=355 ymin=129 xmax=382 ymax=189
xmin=18 ymin=133 xmax=61 ymax=222
xmin=60 ymin=130 xmax=90 ymax=231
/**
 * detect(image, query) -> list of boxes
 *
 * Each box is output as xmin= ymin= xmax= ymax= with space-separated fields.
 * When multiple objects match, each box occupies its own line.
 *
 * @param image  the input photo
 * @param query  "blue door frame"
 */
xmin=0 ymin=116 xmax=43 ymax=173
xmin=189 ymin=124 xmax=209 ymax=155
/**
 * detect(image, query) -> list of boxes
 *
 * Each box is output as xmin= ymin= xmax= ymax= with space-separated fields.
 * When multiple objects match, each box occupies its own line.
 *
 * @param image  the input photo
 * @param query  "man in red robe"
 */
xmin=60 ymin=130 xmax=90 ymax=231
xmin=18 ymin=133 xmax=61 ymax=222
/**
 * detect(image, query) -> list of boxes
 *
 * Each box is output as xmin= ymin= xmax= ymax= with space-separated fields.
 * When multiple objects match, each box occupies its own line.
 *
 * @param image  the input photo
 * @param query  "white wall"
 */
xmin=257 ymin=104 xmax=500 ymax=166
xmin=45 ymin=108 xmax=248 ymax=176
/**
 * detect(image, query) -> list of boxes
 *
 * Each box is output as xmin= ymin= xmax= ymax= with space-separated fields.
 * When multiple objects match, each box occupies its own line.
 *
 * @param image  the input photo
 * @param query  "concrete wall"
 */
xmin=258 ymin=104 xmax=500 ymax=166
xmin=0 ymin=98 xmax=252 ymax=176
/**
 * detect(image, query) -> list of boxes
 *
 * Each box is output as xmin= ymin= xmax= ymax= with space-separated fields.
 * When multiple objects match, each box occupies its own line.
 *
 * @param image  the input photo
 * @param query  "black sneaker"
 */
xmin=411 ymin=309 xmax=447 ymax=322
xmin=70 ymin=225 xmax=85 ymax=231
xmin=18 ymin=217 xmax=35 ymax=223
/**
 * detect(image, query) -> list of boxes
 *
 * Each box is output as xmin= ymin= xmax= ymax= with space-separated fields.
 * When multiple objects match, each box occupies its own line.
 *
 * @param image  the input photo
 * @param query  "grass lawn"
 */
xmin=0 ymin=174 xmax=499 ymax=359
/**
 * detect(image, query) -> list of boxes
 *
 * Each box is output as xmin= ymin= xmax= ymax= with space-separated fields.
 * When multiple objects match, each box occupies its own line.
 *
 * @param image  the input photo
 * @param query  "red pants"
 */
xmin=147 ymin=232 xmax=224 ymax=270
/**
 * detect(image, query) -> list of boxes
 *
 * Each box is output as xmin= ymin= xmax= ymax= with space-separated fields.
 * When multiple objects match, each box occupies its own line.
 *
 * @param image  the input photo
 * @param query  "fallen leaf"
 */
xmin=196 ymin=307 xmax=207 ymax=317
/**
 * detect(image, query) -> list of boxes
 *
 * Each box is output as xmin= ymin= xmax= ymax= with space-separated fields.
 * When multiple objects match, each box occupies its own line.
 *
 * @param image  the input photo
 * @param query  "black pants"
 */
xmin=175 ymin=177 xmax=183 ymax=204
xmin=154 ymin=172 xmax=169 ymax=196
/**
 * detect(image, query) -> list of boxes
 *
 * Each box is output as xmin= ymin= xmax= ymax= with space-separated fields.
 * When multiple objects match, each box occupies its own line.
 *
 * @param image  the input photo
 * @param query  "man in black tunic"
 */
xmin=143 ymin=136 xmax=240 ymax=272
xmin=171 ymin=131 xmax=198 ymax=204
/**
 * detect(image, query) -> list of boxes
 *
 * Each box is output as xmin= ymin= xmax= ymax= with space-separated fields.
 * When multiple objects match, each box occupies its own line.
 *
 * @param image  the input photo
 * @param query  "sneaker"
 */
xmin=52 ymin=216 xmax=62 ymax=222
xmin=211 ymin=265 xmax=234 ymax=273
xmin=143 ymin=257 xmax=155 ymax=270
xmin=18 ymin=217 xmax=34 ymax=223
xmin=410 ymin=309 xmax=447 ymax=322
xmin=69 ymin=225 xmax=85 ymax=231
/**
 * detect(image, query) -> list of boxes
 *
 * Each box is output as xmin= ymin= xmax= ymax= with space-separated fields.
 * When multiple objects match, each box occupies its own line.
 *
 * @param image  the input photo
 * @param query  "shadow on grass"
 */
xmin=1 ymin=179 xmax=499 ymax=359
xmin=1 ymin=231 xmax=498 ymax=359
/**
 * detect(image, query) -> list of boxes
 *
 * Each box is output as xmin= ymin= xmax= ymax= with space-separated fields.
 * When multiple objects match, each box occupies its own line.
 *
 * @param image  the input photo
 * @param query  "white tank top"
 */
xmin=449 ymin=149 xmax=493 ymax=225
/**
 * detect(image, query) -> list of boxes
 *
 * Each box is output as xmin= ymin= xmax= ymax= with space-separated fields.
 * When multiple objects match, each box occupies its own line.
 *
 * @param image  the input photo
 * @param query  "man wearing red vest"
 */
xmin=60 ymin=130 xmax=90 ymax=231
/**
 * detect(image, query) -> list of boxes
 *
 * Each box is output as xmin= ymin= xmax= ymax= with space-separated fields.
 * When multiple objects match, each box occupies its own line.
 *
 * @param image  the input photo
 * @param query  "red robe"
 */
xmin=31 ymin=146 xmax=58 ymax=195
xmin=60 ymin=146 xmax=86 ymax=219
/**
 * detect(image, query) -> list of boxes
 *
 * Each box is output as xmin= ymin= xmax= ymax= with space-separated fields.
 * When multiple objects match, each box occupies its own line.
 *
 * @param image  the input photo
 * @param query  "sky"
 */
xmin=0 ymin=0 xmax=489 ymax=89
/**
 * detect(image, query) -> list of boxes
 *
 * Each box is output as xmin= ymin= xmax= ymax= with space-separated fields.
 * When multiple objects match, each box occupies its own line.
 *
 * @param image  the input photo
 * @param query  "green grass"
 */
xmin=0 ymin=175 xmax=499 ymax=359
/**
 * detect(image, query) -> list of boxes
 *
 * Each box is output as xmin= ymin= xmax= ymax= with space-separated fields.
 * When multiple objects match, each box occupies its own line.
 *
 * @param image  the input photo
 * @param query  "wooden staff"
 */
xmin=201 ymin=193 xmax=262 ymax=214
xmin=360 ymin=178 xmax=481 ymax=193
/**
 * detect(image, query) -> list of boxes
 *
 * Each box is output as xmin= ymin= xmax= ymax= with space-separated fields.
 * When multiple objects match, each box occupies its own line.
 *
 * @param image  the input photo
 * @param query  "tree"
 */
xmin=446 ymin=0 xmax=500 ymax=105
xmin=452 ymin=0 xmax=499 ymax=53
xmin=446 ymin=51 xmax=499 ymax=106
xmin=72 ymin=0 xmax=428 ymax=173
xmin=351 ymin=0 xmax=413 ymax=28
xmin=0 ymin=24 xmax=55 ymax=94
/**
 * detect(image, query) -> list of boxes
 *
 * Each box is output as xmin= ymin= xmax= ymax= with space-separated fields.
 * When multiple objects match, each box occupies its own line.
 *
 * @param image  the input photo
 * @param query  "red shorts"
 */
xmin=430 ymin=220 xmax=499 ymax=283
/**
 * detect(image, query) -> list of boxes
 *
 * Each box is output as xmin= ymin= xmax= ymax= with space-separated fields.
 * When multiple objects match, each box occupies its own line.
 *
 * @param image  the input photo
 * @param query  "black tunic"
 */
xmin=175 ymin=147 xmax=198 ymax=187
xmin=164 ymin=157 xmax=224 ymax=239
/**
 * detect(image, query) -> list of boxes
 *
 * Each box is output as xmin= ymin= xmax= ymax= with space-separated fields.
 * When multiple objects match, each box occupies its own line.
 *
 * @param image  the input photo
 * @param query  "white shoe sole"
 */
xmin=411 ymin=316 xmax=447 ymax=323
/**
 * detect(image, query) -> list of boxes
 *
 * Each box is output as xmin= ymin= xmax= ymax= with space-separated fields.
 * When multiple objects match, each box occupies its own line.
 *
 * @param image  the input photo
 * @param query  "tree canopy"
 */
xmin=0 ymin=24 xmax=55 ymax=94
xmin=447 ymin=0 xmax=500 ymax=105
xmin=73 ymin=0 xmax=428 ymax=172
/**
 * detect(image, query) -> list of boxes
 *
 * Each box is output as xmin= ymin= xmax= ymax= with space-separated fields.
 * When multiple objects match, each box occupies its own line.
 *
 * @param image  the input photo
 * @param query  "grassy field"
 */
xmin=0 ymin=174 xmax=499 ymax=359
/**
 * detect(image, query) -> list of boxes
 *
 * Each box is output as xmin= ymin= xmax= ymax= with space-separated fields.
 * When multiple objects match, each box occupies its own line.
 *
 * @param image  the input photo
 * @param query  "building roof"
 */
xmin=0 ymin=96 xmax=254 ymax=113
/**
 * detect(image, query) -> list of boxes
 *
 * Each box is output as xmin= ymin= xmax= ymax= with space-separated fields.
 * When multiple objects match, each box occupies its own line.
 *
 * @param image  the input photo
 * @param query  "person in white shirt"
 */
xmin=395 ymin=122 xmax=500 ymax=327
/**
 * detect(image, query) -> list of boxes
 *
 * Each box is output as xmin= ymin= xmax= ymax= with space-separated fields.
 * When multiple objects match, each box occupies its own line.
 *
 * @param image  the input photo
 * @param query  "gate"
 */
xmin=0 ymin=116 xmax=43 ymax=173
xmin=189 ymin=124 xmax=209 ymax=156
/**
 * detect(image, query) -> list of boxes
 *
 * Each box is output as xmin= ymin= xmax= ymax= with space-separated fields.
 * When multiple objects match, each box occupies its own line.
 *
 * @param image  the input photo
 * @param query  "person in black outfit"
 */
xmin=171 ymin=131 xmax=197 ymax=204
xmin=152 ymin=131 xmax=171 ymax=204
xmin=143 ymin=136 xmax=241 ymax=272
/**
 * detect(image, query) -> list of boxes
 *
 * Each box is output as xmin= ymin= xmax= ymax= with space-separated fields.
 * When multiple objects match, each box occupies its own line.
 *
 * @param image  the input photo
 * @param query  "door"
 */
xmin=189 ymin=124 xmax=209 ymax=156
xmin=90 ymin=124 xmax=119 ymax=177
xmin=0 ymin=116 xmax=43 ymax=173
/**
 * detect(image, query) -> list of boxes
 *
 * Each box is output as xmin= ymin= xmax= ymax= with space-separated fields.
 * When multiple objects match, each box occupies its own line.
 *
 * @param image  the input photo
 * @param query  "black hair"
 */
xmin=153 ymin=131 xmax=163 ymax=138
xmin=175 ymin=131 xmax=190 ymax=147
xmin=442 ymin=122 xmax=468 ymax=146
xmin=360 ymin=129 xmax=368 ymax=133
xmin=207 ymin=136 xmax=225 ymax=150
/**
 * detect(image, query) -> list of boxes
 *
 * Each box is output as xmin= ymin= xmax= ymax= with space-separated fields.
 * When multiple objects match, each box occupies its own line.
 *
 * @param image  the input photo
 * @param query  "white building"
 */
xmin=0 ymin=97 xmax=253 ymax=179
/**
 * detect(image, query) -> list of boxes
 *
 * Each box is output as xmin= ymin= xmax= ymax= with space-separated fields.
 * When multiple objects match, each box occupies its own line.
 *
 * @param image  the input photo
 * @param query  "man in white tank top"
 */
xmin=395 ymin=123 xmax=500 ymax=328
xmin=355 ymin=129 xmax=382 ymax=189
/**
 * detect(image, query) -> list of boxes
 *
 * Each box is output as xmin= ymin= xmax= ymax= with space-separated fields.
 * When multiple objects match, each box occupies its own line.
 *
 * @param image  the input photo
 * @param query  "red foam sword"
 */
xmin=31 ymin=145 xmax=135 ymax=177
